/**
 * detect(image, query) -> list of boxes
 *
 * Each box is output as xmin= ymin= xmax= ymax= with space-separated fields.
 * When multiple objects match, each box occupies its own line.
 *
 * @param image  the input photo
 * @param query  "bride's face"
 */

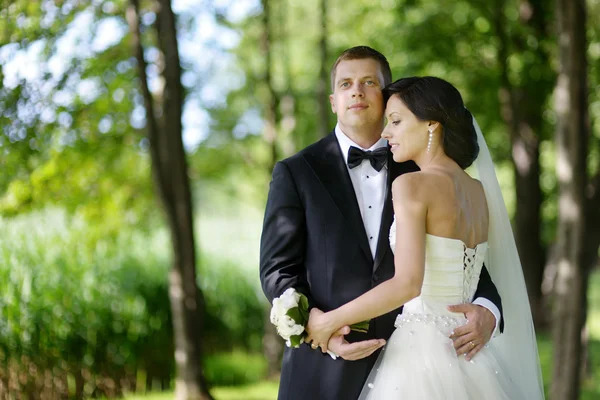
xmin=381 ymin=95 xmax=430 ymax=163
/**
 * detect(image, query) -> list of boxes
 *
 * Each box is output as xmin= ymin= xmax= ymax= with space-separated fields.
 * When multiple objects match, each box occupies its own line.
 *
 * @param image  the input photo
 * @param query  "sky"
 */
xmin=1 ymin=0 xmax=260 ymax=151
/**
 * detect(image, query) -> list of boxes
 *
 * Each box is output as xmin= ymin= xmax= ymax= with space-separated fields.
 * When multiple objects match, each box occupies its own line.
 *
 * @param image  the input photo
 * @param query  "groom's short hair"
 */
xmin=330 ymin=46 xmax=392 ymax=91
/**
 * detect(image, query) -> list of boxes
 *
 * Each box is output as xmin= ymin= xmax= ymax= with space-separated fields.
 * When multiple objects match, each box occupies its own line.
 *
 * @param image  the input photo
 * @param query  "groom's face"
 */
xmin=329 ymin=59 xmax=385 ymax=133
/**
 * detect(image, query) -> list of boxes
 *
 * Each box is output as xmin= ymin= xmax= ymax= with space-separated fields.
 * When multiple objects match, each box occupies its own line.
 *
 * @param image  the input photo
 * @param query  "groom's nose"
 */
xmin=352 ymin=85 xmax=365 ymax=98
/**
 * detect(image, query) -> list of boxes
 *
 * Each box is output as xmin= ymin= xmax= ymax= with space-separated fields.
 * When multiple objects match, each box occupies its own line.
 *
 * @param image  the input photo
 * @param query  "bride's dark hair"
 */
xmin=383 ymin=76 xmax=479 ymax=169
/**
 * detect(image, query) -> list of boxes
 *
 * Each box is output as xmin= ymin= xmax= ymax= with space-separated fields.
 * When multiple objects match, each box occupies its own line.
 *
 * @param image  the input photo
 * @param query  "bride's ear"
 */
xmin=427 ymin=121 xmax=441 ymax=133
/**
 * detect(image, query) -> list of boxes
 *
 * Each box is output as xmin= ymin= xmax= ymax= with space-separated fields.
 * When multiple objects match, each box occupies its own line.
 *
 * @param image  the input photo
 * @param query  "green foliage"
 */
xmin=200 ymin=256 xmax=265 ymax=353
xmin=5 ymin=0 xmax=596 ymax=236
xmin=190 ymin=135 xmax=273 ymax=208
xmin=0 ymin=209 xmax=173 ymax=395
xmin=0 ymin=208 xmax=265 ymax=395
xmin=0 ymin=0 xmax=157 ymax=236
xmin=203 ymin=351 xmax=267 ymax=386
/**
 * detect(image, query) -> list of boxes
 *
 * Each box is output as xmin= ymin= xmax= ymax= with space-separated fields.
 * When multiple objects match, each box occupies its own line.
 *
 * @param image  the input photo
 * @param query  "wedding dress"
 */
xmin=357 ymin=220 xmax=525 ymax=399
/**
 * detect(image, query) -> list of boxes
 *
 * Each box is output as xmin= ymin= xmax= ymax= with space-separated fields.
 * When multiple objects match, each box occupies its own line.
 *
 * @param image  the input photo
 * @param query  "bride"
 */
xmin=306 ymin=76 xmax=544 ymax=399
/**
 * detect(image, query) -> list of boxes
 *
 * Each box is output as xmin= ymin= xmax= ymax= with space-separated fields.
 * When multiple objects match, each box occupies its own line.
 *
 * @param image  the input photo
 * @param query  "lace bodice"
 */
xmin=389 ymin=218 xmax=488 ymax=317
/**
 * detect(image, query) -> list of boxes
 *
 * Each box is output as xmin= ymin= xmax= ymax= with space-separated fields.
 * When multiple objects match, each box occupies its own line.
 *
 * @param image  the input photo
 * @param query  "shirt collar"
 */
xmin=334 ymin=123 xmax=389 ymax=165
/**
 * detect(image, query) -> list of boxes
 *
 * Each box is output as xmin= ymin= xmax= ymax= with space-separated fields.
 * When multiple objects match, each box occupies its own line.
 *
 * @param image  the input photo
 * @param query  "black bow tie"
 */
xmin=347 ymin=146 xmax=388 ymax=172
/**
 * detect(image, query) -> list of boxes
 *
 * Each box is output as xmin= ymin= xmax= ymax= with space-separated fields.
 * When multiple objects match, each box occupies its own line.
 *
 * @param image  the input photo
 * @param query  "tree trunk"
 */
xmin=260 ymin=0 xmax=285 ymax=378
xmin=552 ymin=0 xmax=589 ymax=398
xmin=75 ymin=367 xmax=84 ymax=400
xmin=127 ymin=0 xmax=213 ymax=399
xmin=316 ymin=0 xmax=329 ymax=138
xmin=263 ymin=307 xmax=283 ymax=378
xmin=261 ymin=0 xmax=278 ymax=172
xmin=494 ymin=0 xmax=549 ymax=327
xmin=278 ymin=0 xmax=297 ymax=157
xmin=513 ymin=128 xmax=545 ymax=324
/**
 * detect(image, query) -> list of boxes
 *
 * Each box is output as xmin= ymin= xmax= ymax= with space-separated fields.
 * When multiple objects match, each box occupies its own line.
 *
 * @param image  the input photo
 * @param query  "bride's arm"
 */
xmin=306 ymin=174 xmax=427 ymax=351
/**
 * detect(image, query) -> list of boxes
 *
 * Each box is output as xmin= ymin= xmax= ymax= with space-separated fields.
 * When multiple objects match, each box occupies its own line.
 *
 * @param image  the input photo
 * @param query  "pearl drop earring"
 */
xmin=427 ymin=128 xmax=434 ymax=153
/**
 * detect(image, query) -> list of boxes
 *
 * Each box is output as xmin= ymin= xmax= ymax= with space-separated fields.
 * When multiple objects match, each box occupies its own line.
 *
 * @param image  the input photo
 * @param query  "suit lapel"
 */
xmin=303 ymin=133 xmax=372 ymax=263
xmin=373 ymin=155 xmax=420 ymax=272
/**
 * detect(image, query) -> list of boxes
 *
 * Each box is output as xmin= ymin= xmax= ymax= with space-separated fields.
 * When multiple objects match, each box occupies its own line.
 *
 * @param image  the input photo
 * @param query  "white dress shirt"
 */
xmin=335 ymin=124 xmax=501 ymax=336
xmin=335 ymin=125 xmax=388 ymax=259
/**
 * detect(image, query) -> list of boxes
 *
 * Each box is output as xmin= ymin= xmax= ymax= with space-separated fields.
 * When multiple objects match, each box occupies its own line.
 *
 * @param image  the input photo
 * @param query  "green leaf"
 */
xmin=286 ymin=307 xmax=304 ymax=325
xmin=350 ymin=320 xmax=370 ymax=334
xmin=289 ymin=334 xmax=303 ymax=348
xmin=299 ymin=307 xmax=309 ymax=323
xmin=299 ymin=293 xmax=309 ymax=312
xmin=298 ymin=293 xmax=309 ymax=321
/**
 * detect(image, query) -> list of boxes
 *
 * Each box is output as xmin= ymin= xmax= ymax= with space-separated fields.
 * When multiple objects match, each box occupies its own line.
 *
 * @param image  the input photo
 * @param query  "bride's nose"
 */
xmin=381 ymin=126 xmax=390 ymax=139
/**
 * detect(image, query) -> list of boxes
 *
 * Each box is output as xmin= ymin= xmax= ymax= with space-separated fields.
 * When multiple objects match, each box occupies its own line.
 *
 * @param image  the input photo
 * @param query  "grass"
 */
xmin=211 ymin=382 xmax=279 ymax=400
xmin=122 ymin=381 xmax=279 ymax=400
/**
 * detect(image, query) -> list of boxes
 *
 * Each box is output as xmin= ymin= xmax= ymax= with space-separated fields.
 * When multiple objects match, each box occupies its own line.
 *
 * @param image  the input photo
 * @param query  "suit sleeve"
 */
xmin=473 ymin=264 xmax=504 ymax=333
xmin=259 ymin=161 xmax=314 ymax=307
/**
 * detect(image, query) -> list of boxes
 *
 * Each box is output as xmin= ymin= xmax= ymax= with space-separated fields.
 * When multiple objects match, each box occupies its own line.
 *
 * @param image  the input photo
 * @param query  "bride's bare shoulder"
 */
xmin=393 ymin=170 xmax=451 ymax=189
xmin=391 ymin=172 xmax=434 ymax=203
xmin=392 ymin=171 xmax=423 ymax=190
xmin=392 ymin=170 xmax=454 ymax=205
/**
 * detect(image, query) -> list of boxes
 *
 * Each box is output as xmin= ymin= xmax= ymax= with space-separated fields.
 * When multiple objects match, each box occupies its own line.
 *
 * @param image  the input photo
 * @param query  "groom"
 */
xmin=259 ymin=46 xmax=503 ymax=400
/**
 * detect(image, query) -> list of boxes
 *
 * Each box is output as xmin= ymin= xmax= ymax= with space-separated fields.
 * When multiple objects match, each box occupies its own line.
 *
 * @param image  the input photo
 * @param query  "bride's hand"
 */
xmin=306 ymin=308 xmax=339 ymax=353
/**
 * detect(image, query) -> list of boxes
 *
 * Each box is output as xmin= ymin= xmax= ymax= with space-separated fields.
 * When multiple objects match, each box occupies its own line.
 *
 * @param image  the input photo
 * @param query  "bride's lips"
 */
xmin=348 ymin=103 xmax=368 ymax=111
xmin=389 ymin=143 xmax=399 ymax=152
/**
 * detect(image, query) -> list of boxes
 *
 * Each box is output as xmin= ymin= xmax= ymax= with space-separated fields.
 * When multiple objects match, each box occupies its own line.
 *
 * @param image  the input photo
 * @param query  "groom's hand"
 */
xmin=327 ymin=326 xmax=386 ymax=361
xmin=447 ymin=303 xmax=495 ymax=361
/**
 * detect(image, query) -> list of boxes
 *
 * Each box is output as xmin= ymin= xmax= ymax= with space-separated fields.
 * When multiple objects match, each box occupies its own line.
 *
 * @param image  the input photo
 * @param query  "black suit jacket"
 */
xmin=259 ymin=132 xmax=503 ymax=400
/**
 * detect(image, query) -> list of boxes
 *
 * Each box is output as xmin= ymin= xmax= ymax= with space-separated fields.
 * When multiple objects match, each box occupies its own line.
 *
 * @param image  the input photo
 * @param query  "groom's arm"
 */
xmin=259 ymin=161 xmax=314 ymax=307
xmin=473 ymin=264 xmax=504 ymax=334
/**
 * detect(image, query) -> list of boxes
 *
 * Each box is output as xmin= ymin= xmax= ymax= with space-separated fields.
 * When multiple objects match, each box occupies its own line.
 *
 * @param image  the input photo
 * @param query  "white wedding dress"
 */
xmin=357 ymin=218 xmax=525 ymax=399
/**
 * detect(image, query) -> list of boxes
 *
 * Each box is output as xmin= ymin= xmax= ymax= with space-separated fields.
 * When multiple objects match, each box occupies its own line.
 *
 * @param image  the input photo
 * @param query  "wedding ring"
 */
xmin=311 ymin=343 xmax=318 ymax=349
xmin=469 ymin=341 xmax=476 ymax=348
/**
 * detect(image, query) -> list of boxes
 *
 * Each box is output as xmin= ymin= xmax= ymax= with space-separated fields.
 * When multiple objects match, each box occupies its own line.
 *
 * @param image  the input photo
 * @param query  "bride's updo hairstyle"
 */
xmin=383 ymin=76 xmax=479 ymax=169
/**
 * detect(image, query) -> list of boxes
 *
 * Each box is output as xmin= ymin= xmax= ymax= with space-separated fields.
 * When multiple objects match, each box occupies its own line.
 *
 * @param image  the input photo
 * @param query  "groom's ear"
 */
xmin=330 ymin=94 xmax=337 ymax=114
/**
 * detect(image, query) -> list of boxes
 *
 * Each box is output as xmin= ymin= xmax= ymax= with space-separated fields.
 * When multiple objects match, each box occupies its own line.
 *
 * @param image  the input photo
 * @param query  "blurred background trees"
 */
xmin=1 ymin=0 xmax=599 ymax=399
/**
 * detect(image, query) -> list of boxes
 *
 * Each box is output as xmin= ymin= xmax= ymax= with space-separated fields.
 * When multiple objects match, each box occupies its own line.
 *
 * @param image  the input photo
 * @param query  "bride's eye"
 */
xmin=392 ymin=120 xmax=401 ymax=126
